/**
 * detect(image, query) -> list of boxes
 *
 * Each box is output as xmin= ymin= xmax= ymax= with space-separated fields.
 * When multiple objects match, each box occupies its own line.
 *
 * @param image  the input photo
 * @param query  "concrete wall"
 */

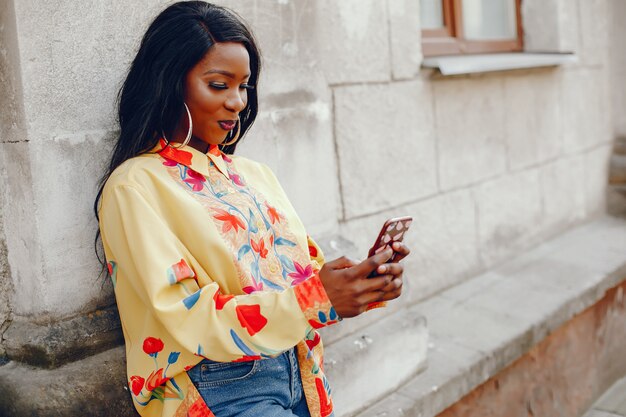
xmin=610 ymin=0 xmax=626 ymax=139
xmin=0 ymin=0 xmax=619 ymax=415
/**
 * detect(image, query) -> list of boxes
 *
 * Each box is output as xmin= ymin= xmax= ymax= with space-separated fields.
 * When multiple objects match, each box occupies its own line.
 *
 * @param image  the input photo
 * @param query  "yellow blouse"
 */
xmin=98 ymin=139 xmax=338 ymax=417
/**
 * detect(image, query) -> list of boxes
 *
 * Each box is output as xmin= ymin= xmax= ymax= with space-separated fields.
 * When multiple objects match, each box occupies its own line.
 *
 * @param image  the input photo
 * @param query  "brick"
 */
xmin=561 ymin=68 xmax=612 ymax=154
xmin=334 ymin=79 xmax=437 ymax=219
xmin=433 ymin=76 xmax=507 ymax=190
xmin=504 ymin=70 xmax=562 ymax=170
xmin=474 ymin=169 xmax=543 ymax=267
xmin=388 ymin=0 xmax=422 ymax=80
xmin=313 ymin=0 xmax=391 ymax=84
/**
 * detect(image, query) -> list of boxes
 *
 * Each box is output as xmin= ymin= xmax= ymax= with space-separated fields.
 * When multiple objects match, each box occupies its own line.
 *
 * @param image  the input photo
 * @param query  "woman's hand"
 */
xmin=319 ymin=242 xmax=409 ymax=318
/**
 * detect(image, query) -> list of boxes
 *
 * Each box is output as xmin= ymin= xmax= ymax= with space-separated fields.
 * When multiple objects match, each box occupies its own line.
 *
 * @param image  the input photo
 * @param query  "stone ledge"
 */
xmin=354 ymin=215 xmax=626 ymax=417
xmin=3 ymin=306 xmax=123 ymax=368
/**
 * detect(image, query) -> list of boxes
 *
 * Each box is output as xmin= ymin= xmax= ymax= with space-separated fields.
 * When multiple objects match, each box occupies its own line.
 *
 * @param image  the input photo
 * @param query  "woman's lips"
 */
xmin=218 ymin=121 xmax=236 ymax=130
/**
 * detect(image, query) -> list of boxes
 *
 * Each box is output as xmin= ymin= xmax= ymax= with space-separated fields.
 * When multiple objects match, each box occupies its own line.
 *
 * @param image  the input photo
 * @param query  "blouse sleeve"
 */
xmin=99 ymin=184 xmax=338 ymax=362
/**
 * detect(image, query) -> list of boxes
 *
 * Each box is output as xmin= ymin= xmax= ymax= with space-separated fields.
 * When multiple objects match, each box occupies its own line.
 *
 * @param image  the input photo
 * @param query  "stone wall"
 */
xmin=0 ymin=0 xmax=619 ymax=415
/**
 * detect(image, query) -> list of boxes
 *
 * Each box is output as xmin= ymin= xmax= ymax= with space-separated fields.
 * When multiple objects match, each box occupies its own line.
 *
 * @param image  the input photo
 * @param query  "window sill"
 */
xmin=422 ymin=52 xmax=577 ymax=76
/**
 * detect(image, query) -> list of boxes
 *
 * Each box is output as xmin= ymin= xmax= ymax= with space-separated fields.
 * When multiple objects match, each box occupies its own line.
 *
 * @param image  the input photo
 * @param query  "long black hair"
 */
xmin=94 ymin=1 xmax=262 ymax=270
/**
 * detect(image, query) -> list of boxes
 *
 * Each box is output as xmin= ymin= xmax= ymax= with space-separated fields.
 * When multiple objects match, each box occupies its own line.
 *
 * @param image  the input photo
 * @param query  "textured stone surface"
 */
xmin=538 ymin=154 xmax=587 ymax=233
xmin=433 ymin=76 xmax=507 ymax=191
xmin=503 ymin=70 xmax=562 ymax=170
xmin=3 ymin=308 xmax=123 ymax=368
xmin=561 ymin=68 xmax=612 ymax=154
xmin=578 ymin=0 xmax=610 ymax=67
xmin=591 ymin=376 xmax=626 ymax=416
xmin=388 ymin=0 xmax=422 ymax=80
xmin=584 ymin=145 xmax=612 ymax=216
xmin=522 ymin=0 xmax=580 ymax=54
xmin=0 ymin=346 xmax=134 ymax=417
xmin=324 ymin=308 xmax=428 ymax=417
xmin=313 ymin=0 xmax=391 ymax=85
xmin=474 ymin=168 xmax=543 ymax=267
xmin=339 ymin=189 xmax=480 ymax=304
xmin=436 ymin=279 xmax=626 ymax=417
xmin=356 ymin=216 xmax=626 ymax=417
xmin=334 ymin=79 xmax=437 ymax=219
xmin=610 ymin=0 xmax=626 ymax=138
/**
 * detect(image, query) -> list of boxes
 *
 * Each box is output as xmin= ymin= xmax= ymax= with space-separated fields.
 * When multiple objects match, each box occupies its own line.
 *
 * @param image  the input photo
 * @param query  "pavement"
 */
xmin=583 ymin=376 xmax=626 ymax=417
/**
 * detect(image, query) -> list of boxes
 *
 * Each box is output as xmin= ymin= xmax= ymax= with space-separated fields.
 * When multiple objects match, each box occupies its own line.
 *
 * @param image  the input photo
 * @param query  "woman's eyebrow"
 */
xmin=203 ymin=69 xmax=250 ymax=80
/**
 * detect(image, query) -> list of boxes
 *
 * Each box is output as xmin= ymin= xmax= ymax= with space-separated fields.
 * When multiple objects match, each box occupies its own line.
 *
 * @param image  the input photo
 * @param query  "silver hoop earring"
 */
xmin=220 ymin=117 xmax=241 ymax=147
xmin=162 ymin=103 xmax=193 ymax=148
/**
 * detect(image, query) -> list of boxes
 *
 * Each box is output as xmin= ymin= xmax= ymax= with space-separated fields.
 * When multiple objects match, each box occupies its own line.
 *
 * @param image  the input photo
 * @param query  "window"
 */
xmin=420 ymin=0 xmax=523 ymax=57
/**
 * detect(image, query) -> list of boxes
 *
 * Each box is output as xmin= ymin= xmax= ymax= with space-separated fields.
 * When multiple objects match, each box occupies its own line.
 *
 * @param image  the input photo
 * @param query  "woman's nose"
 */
xmin=225 ymin=90 xmax=246 ymax=113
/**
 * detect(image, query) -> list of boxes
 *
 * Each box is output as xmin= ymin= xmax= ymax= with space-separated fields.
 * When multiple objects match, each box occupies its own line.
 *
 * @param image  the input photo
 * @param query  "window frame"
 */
xmin=421 ymin=0 xmax=524 ymax=57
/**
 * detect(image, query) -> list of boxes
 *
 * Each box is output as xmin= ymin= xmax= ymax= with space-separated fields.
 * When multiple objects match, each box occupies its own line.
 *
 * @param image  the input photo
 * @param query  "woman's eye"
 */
xmin=241 ymin=84 xmax=255 ymax=91
xmin=209 ymin=83 xmax=227 ymax=90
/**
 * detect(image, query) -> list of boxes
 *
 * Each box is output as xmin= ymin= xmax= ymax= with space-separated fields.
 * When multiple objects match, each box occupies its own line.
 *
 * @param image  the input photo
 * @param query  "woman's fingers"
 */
xmin=391 ymin=241 xmax=411 ymax=263
xmin=375 ymin=262 xmax=403 ymax=277
xmin=352 ymin=248 xmax=394 ymax=278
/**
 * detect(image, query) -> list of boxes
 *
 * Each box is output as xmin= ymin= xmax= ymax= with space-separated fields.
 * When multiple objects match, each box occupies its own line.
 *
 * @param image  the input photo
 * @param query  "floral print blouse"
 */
xmin=98 ymin=139 xmax=339 ymax=417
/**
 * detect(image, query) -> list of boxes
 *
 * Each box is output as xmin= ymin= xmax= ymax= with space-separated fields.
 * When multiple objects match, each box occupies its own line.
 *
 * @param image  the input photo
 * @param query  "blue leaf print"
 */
xmin=248 ymin=209 xmax=258 ymax=233
xmin=238 ymin=245 xmax=252 ymax=260
xmin=230 ymin=329 xmax=256 ymax=356
xmin=260 ymin=276 xmax=284 ymax=290
xmin=275 ymin=237 xmax=296 ymax=247
xmin=215 ymin=192 xmax=227 ymax=198
xmin=329 ymin=307 xmax=338 ymax=321
xmin=278 ymin=255 xmax=295 ymax=272
xmin=318 ymin=311 xmax=327 ymax=323
xmin=183 ymin=290 xmax=201 ymax=310
xmin=250 ymin=261 xmax=260 ymax=281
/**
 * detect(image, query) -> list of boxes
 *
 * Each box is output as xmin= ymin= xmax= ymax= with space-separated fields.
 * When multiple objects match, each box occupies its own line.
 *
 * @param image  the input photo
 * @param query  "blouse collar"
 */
xmin=151 ymin=138 xmax=230 ymax=178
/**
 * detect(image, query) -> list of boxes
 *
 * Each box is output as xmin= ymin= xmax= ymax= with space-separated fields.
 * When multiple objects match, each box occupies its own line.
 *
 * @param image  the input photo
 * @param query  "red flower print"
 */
xmin=266 ymin=203 xmax=282 ymax=224
xmin=269 ymin=235 xmax=274 ymax=246
xmin=168 ymin=259 xmax=194 ymax=284
xmin=184 ymin=169 xmax=206 ymax=192
xmin=157 ymin=138 xmax=193 ymax=166
xmin=129 ymin=375 xmax=145 ymax=396
xmin=213 ymin=208 xmax=246 ymax=233
xmin=229 ymin=172 xmax=244 ymax=186
xmin=221 ymin=153 xmax=233 ymax=163
xmin=235 ymin=304 xmax=268 ymax=336
xmin=243 ymin=280 xmax=264 ymax=294
xmin=143 ymin=337 xmax=164 ymax=357
xmin=162 ymin=157 xmax=178 ymax=167
xmin=250 ymin=238 xmax=268 ymax=259
xmin=188 ymin=397 xmax=216 ymax=417
xmin=288 ymin=261 xmax=313 ymax=285
xmin=315 ymin=377 xmax=334 ymax=417
xmin=146 ymin=368 xmax=168 ymax=391
xmin=213 ymin=291 xmax=234 ymax=310
xmin=306 ymin=332 xmax=321 ymax=351
xmin=107 ymin=263 xmax=113 ymax=275
xmin=308 ymin=240 xmax=318 ymax=258
xmin=233 ymin=355 xmax=262 ymax=362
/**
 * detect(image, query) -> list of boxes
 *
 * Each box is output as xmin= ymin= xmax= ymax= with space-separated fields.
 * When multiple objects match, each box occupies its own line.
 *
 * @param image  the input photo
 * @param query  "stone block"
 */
xmin=561 ymin=68 xmax=612 ymax=154
xmin=334 ymin=79 xmax=437 ymax=219
xmin=578 ymin=0 xmax=610 ymax=67
xmin=611 ymin=69 xmax=626 ymax=139
xmin=239 ymin=70 xmax=340 ymax=235
xmin=388 ymin=0 xmax=422 ymax=80
xmin=0 ymin=346 xmax=134 ymax=417
xmin=313 ymin=0 xmax=391 ymax=85
xmin=521 ymin=0 xmax=562 ymax=52
xmin=474 ymin=169 xmax=543 ymax=267
xmin=339 ymin=189 xmax=479 ymax=304
xmin=592 ymin=376 xmax=626 ymax=416
xmin=538 ymin=154 xmax=587 ymax=233
xmin=584 ymin=145 xmax=612 ymax=216
xmin=323 ymin=308 xmax=428 ymax=417
xmin=433 ymin=76 xmax=507 ymax=191
xmin=3 ymin=308 xmax=123 ymax=368
xmin=504 ymin=70 xmax=562 ymax=170
xmin=12 ymin=0 xmax=170 ymax=139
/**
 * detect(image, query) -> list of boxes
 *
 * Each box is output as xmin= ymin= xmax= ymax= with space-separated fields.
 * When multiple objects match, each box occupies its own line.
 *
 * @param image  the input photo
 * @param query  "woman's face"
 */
xmin=180 ymin=42 xmax=252 ymax=151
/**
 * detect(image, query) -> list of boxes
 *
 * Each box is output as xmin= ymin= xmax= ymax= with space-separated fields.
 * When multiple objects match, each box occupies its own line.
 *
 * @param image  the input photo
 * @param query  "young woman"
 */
xmin=95 ymin=2 xmax=409 ymax=416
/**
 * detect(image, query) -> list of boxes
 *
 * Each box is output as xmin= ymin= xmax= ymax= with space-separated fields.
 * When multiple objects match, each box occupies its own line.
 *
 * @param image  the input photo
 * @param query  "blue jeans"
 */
xmin=187 ymin=348 xmax=318 ymax=417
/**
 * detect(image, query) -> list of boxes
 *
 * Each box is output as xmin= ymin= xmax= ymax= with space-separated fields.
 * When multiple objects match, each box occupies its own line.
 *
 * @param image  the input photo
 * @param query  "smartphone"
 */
xmin=367 ymin=216 xmax=413 ymax=277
